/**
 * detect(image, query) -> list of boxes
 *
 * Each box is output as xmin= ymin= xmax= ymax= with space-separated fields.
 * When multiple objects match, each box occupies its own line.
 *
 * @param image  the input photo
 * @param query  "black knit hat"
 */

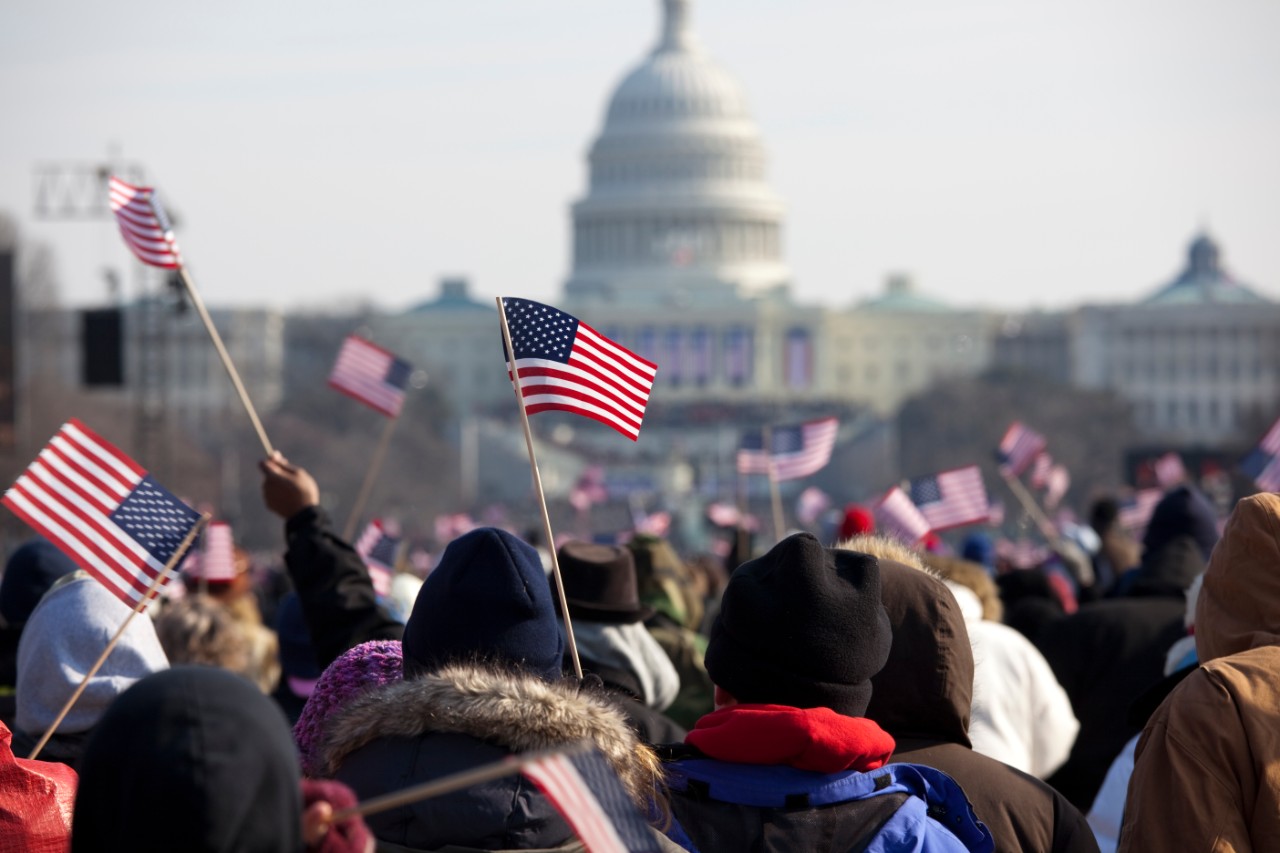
xmin=704 ymin=532 xmax=891 ymax=718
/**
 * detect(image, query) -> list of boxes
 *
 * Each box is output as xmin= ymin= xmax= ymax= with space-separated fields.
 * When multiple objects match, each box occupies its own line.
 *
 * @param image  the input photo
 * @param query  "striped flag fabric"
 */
xmin=107 ymin=176 xmax=182 ymax=269
xmin=1118 ymin=488 xmax=1163 ymax=533
xmin=521 ymin=749 xmax=662 ymax=853
xmin=873 ymin=486 xmax=932 ymax=544
xmin=996 ymin=422 xmax=1047 ymax=478
xmin=328 ymin=335 xmax=413 ymax=418
xmin=1154 ymin=452 xmax=1187 ymax=489
xmin=736 ymin=417 xmax=839 ymax=481
xmin=355 ymin=519 xmax=400 ymax=597
xmin=1029 ymin=453 xmax=1052 ymax=490
xmin=502 ymin=298 xmax=657 ymax=441
xmin=184 ymin=521 xmax=237 ymax=582
xmin=908 ymin=465 xmax=990 ymax=532
xmin=1241 ymin=416 xmax=1280 ymax=493
xmin=2 ymin=419 xmax=201 ymax=607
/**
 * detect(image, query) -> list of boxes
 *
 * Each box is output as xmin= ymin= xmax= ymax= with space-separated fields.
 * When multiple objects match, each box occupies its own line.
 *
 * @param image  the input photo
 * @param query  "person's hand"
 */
xmin=301 ymin=778 xmax=375 ymax=853
xmin=260 ymin=452 xmax=320 ymax=520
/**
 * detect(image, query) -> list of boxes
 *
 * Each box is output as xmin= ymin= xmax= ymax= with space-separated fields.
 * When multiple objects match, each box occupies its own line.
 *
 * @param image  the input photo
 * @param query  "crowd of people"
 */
xmin=0 ymin=451 xmax=1273 ymax=852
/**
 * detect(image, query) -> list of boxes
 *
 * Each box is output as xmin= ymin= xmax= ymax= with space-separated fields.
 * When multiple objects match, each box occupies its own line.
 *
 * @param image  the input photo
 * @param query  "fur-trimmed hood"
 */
xmin=321 ymin=664 xmax=662 ymax=808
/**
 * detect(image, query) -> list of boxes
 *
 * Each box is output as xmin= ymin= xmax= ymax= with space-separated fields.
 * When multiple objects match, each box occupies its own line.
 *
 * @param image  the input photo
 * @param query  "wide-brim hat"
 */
xmin=555 ymin=541 xmax=654 ymax=624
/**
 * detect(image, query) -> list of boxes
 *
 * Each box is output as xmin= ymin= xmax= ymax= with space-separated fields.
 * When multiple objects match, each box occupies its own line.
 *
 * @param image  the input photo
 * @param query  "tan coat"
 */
xmin=1119 ymin=492 xmax=1280 ymax=852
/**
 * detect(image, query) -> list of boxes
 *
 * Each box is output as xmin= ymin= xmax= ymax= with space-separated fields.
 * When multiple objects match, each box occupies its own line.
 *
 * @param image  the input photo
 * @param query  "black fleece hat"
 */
xmin=402 ymin=527 xmax=564 ymax=681
xmin=705 ymin=532 xmax=892 ymax=718
xmin=0 ymin=538 xmax=77 ymax=626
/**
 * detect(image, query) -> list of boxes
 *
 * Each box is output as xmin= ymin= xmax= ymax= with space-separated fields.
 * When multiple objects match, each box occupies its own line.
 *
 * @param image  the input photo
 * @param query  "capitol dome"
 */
xmin=565 ymin=0 xmax=790 ymax=305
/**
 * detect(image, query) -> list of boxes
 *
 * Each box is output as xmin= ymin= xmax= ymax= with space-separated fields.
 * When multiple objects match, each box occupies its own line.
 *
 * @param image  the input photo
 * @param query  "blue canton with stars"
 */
xmin=740 ymin=424 xmax=804 ymax=453
xmin=384 ymin=357 xmax=413 ymax=390
xmin=109 ymin=475 xmax=202 ymax=564
xmin=502 ymin=298 xmax=580 ymax=363
xmin=910 ymin=475 xmax=944 ymax=506
xmin=367 ymin=532 xmax=400 ymax=568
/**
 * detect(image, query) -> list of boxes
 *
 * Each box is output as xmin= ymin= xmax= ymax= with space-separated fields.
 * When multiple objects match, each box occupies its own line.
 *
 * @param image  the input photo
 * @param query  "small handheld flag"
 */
xmin=1241 ymin=416 xmax=1280 ymax=493
xmin=500 ymin=297 xmax=656 ymax=441
xmin=873 ymin=486 xmax=932 ymax=544
xmin=355 ymin=518 xmax=400 ymax=597
xmin=908 ymin=465 xmax=990 ymax=532
xmin=737 ymin=418 xmax=839 ymax=481
xmin=329 ymin=335 xmax=413 ymax=418
xmin=522 ymin=749 xmax=663 ymax=853
xmin=996 ymin=422 xmax=1047 ymax=478
xmin=2 ymin=419 xmax=201 ymax=607
xmin=184 ymin=521 xmax=237 ymax=582
xmin=108 ymin=176 xmax=182 ymax=269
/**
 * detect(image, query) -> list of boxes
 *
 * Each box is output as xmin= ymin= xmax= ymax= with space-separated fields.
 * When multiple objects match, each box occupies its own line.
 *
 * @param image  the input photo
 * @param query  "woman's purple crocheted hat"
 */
xmin=294 ymin=639 xmax=403 ymax=777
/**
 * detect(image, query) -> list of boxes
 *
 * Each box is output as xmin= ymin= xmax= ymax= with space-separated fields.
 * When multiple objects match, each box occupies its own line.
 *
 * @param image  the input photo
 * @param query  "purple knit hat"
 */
xmin=294 ymin=640 xmax=404 ymax=777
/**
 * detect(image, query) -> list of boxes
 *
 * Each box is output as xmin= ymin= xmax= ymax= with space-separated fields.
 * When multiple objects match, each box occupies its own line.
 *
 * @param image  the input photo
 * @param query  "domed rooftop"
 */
xmin=565 ymin=0 xmax=790 ymax=305
xmin=604 ymin=0 xmax=751 ymax=126
xmin=1143 ymin=232 xmax=1268 ymax=305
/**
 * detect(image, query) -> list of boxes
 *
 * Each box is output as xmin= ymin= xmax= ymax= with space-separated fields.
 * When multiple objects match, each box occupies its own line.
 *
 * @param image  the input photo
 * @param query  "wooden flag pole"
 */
xmin=28 ymin=513 xmax=211 ymax=761
xmin=764 ymin=426 xmax=786 ymax=542
xmin=1001 ymin=470 xmax=1060 ymax=544
xmin=177 ymin=267 xmax=274 ymax=456
xmin=495 ymin=297 xmax=582 ymax=680
xmin=343 ymin=414 xmax=400 ymax=542
xmin=332 ymin=742 xmax=588 ymax=822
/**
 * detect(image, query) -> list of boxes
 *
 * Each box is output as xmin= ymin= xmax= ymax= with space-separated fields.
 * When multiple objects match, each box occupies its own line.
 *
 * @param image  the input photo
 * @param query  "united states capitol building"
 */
xmin=375 ymin=0 xmax=1279 ymax=452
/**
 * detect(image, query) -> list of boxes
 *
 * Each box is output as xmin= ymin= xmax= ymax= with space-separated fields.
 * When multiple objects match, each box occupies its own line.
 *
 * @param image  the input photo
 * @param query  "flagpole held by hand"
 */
xmin=496 ymin=297 xmax=583 ymax=680
xmin=177 ymin=267 xmax=274 ymax=457
xmin=764 ymin=425 xmax=786 ymax=541
xmin=27 ymin=513 xmax=211 ymax=761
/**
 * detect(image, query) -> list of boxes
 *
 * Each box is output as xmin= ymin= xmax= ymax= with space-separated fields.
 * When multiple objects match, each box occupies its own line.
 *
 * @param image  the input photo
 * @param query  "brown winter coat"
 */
xmin=1119 ymin=492 xmax=1280 ymax=852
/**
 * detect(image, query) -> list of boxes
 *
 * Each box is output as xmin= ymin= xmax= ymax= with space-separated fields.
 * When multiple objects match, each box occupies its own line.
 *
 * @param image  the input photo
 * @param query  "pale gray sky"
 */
xmin=2 ymin=0 xmax=1278 ymax=312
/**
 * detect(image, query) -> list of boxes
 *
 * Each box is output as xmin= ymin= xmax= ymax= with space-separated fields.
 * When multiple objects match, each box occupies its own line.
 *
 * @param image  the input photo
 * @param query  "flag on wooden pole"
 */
xmin=995 ymin=422 xmax=1046 ymax=478
xmin=1241 ymin=416 xmax=1280 ymax=493
xmin=522 ymin=750 xmax=663 ymax=853
xmin=183 ymin=521 xmax=237 ymax=582
xmin=355 ymin=518 xmax=400 ymax=597
xmin=107 ymin=176 xmax=182 ymax=269
xmin=501 ymin=297 xmax=656 ymax=441
xmin=329 ymin=335 xmax=413 ymax=418
xmin=737 ymin=418 xmax=839 ymax=481
xmin=2 ymin=419 xmax=202 ymax=607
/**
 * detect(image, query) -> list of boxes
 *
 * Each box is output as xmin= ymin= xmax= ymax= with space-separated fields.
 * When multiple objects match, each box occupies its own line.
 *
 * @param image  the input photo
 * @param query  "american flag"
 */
xmin=2 ymin=419 xmax=201 ymax=607
xmin=1029 ymin=453 xmax=1052 ymax=490
xmin=1241 ymin=416 xmax=1280 ymax=493
xmin=1154 ymin=452 xmax=1187 ymax=489
xmin=355 ymin=519 xmax=400 ymax=597
xmin=521 ymin=749 xmax=662 ymax=853
xmin=737 ymin=417 xmax=838 ymax=481
xmin=908 ymin=465 xmax=990 ymax=532
xmin=502 ymin=298 xmax=657 ymax=441
xmin=998 ymin=538 xmax=1051 ymax=570
xmin=873 ymin=486 xmax=931 ymax=544
xmin=328 ymin=335 xmax=412 ymax=418
xmin=107 ymin=176 xmax=182 ymax=269
xmin=1044 ymin=464 xmax=1071 ymax=510
xmin=184 ymin=521 xmax=237 ymax=582
xmin=1118 ymin=488 xmax=1163 ymax=533
xmin=996 ymin=422 xmax=1047 ymax=478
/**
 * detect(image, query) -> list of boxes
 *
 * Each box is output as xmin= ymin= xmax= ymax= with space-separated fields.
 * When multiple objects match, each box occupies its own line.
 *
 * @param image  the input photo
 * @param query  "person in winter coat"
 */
xmin=12 ymin=573 xmax=169 ymax=767
xmin=72 ymin=666 xmax=372 ymax=853
xmin=0 ymin=538 xmax=78 ymax=730
xmin=927 ymin=555 xmax=1079 ymax=779
xmin=844 ymin=534 xmax=1100 ymax=853
xmin=1117 ymin=492 xmax=1280 ymax=851
xmin=660 ymin=533 xmax=994 ymax=853
xmin=554 ymin=541 xmax=685 ymax=744
xmin=259 ymin=453 xmax=402 ymax=670
xmin=319 ymin=527 xmax=676 ymax=853
xmin=1035 ymin=485 xmax=1217 ymax=809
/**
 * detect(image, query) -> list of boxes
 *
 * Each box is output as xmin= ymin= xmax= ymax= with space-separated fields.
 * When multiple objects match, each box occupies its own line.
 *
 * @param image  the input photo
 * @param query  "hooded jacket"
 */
xmin=865 ymin=559 xmax=1099 ymax=853
xmin=13 ymin=574 xmax=169 ymax=767
xmin=72 ymin=667 xmax=303 ymax=853
xmin=322 ymin=664 xmax=671 ymax=853
xmin=1118 ymin=492 xmax=1280 ymax=852
xmin=944 ymin=582 xmax=1078 ymax=779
